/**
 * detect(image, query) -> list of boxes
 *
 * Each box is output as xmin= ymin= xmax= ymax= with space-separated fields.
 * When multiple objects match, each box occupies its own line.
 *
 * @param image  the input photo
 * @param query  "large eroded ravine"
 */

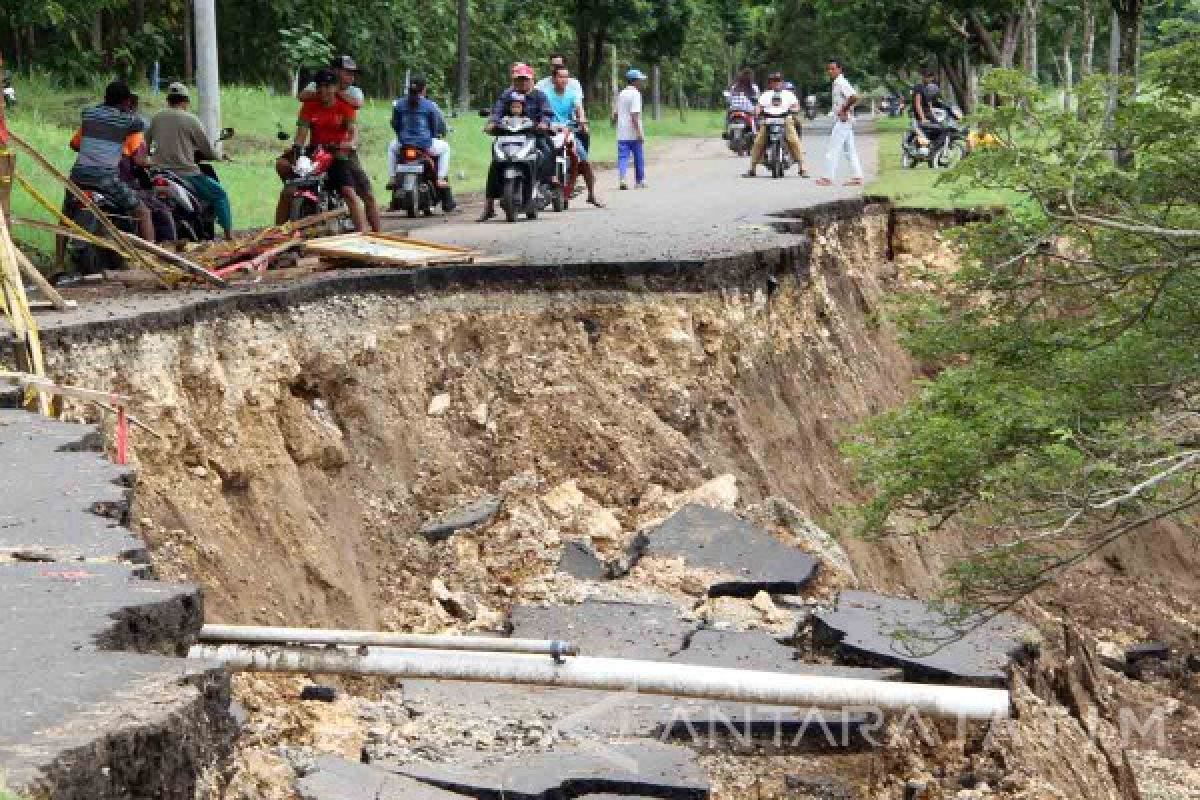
xmin=29 ymin=204 xmax=1200 ymax=800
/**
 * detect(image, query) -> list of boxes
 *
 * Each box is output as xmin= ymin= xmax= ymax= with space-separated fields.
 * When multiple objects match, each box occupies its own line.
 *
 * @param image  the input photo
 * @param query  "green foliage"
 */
xmin=277 ymin=25 xmax=335 ymax=70
xmin=846 ymin=59 xmax=1200 ymax=622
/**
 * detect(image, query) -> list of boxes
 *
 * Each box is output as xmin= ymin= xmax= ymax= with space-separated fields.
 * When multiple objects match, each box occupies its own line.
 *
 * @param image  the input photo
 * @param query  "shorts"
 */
xmin=342 ymin=150 xmax=373 ymax=197
xmin=71 ymin=168 xmax=143 ymax=214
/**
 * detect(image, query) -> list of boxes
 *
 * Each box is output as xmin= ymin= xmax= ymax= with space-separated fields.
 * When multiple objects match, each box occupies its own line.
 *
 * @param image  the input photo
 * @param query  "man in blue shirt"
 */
xmin=544 ymin=65 xmax=603 ymax=207
xmin=478 ymin=63 xmax=555 ymax=222
xmin=387 ymin=75 xmax=455 ymax=210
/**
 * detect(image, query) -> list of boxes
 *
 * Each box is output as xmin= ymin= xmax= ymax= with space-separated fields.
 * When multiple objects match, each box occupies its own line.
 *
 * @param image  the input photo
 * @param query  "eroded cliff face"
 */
xmin=43 ymin=211 xmax=931 ymax=627
xmin=38 ymin=208 xmax=1199 ymax=800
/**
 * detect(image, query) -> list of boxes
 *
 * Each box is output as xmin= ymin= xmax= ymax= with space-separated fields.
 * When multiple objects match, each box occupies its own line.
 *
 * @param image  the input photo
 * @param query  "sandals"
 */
xmin=814 ymin=178 xmax=833 ymax=186
xmin=476 ymin=208 xmax=496 ymax=222
xmin=587 ymin=197 xmax=606 ymax=208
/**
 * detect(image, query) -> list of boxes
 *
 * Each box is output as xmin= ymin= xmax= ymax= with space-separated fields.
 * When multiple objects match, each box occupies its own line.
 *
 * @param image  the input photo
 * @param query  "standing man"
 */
xmin=545 ymin=65 xmax=603 ymax=207
xmin=744 ymin=71 xmax=806 ymax=178
xmin=817 ymin=59 xmax=864 ymax=187
xmin=295 ymin=55 xmax=381 ymax=231
xmin=614 ymin=68 xmax=647 ymax=190
xmin=147 ymin=82 xmax=233 ymax=239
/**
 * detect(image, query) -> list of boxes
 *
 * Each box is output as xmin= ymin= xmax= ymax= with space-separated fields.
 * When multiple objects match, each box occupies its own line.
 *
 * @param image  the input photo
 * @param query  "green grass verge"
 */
xmin=4 ymin=77 xmax=721 ymax=263
xmin=867 ymin=117 xmax=1025 ymax=210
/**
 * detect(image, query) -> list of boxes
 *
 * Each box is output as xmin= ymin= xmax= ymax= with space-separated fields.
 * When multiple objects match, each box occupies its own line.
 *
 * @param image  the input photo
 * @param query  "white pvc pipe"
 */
xmin=189 ymin=644 xmax=1010 ymax=720
xmin=199 ymin=624 xmax=578 ymax=657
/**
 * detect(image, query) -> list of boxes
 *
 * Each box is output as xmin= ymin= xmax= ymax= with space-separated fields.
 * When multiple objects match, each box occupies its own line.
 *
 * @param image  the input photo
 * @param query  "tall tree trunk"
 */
xmin=1001 ymin=14 xmax=1023 ymax=69
xmin=1022 ymin=0 xmax=1040 ymax=79
xmin=1081 ymin=3 xmax=1096 ymax=76
xmin=967 ymin=9 xmax=1004 ymax=66
xmin=184 ymin=0 xmax=194 ymax=83
xmin=1113 ymin=1 xmax=1142 ymax=85
xmin=1062 ymin=22 xmax=1075 ymax=111
xmin=134 ymin=0 xmax=146 ymax=31
xmin=456 ymin=0 xmax=469 ymax=110
xmin=577 ymin=34 xmax=593 ymax=103
xmin=91 ymin=11 xmax=104 ymax=57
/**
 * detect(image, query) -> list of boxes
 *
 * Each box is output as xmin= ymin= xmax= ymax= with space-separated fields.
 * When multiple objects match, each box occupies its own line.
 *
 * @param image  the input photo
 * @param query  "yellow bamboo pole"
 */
xmin=0 ymin=206 xmax=50 ymax=413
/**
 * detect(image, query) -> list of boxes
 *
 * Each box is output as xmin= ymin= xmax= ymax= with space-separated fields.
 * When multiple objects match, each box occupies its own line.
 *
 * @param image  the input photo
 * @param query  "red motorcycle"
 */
xmin=724 ymin=109 xmax=755 ymax=156
xmin=285 ymin=145 xmax=347 ymax=227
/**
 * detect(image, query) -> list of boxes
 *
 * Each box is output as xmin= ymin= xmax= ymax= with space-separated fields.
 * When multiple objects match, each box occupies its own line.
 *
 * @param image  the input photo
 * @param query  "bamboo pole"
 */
xmin=13 ymin=247 xmax=73 ymax=310
xmin=114 ymin=231 xmax=228 ymax=287
xmin=0 ymin=209 xmax=49 ymax=413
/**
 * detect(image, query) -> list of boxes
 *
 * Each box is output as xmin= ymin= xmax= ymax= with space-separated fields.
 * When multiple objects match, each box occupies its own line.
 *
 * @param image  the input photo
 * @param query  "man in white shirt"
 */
xmin=817 ymin=59 xmax=864 ymax=186
xmin=744 ymin=71 xmax=806 ymax=178
xmin=613 ymin=68 xmax=647 ymax=189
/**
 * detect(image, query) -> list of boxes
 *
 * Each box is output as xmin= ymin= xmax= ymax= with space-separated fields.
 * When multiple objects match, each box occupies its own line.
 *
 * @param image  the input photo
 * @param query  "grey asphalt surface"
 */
xmin=29 ymin=123 xmax=876 ymax=335
xmin=0 ymin=410 xmax=208 ymax=792
xmin=394 ymin=120 xmax=878 ymax=263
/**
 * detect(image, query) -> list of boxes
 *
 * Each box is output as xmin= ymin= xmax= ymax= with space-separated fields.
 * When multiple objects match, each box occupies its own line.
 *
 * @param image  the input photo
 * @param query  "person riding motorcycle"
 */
xmin=744 ymin=72 xmax=806 ymax=177
xmin=477 ymin=63 xmax=554 ymax=222
xmin=726 ymin=67 xmax=759 ymax=134
xmin=910 ymin=69 xmax=948 ymax=146
xmin=544 ymin=64 xmax=603 ymax=207
xmin=67 ymin=80 xmax=156 ymax=243
xmin=275 ymin=69 xmax=378 ymax=232
xmin=147 ymin=82 xmax=233 ymax=239
xmin=386 ymin=74 xmax=456 ymax=211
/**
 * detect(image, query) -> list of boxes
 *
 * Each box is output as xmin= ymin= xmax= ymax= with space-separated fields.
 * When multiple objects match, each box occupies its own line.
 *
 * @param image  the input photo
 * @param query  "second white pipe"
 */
xmin=199 ymin=624 xmax=577 ymax=656
xmin=189 ymin=644 xmax=1010 ymax=720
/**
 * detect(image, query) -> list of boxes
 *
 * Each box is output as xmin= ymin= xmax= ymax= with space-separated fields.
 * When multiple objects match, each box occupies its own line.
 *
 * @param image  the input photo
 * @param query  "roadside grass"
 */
xmin=868 ymin=115 xmax=1025 ymax=210
xmin=4 ymin=76 xmax=721 ymax=262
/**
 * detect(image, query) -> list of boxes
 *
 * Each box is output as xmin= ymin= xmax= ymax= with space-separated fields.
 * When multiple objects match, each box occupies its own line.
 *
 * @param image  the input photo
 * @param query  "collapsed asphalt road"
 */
xmin=392 ymin=122 xmax=878 ymax=264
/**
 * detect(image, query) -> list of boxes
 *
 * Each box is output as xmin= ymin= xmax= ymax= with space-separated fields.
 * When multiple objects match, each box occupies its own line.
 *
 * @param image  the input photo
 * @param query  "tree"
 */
xmin=845 ymin=50 xmax=1200 ymax=628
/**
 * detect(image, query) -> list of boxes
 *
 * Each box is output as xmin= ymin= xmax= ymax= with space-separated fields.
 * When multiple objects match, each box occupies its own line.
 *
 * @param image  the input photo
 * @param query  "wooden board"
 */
xmin=303 ymin=232 xmax=478 ymax=268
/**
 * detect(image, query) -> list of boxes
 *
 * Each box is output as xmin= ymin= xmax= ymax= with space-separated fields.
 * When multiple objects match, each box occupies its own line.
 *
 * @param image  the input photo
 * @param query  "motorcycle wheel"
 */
xmin=502 ymin=178 xmax=520 ymax=223
xmin=551 ymin=186 xmax=564 ymax=213
xmin=936 ymin=140 xmax=968 ymax=169
xmin=405 ymin=187 xmax=419 ymax=219
xmin=288 ymin=195 xmax=318 ymax=223
xmin=770 ymin=144 xmax=784 ymax=179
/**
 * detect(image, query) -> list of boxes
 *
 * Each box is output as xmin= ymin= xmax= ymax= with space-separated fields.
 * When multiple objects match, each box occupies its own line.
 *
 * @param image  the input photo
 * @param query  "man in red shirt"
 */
xmin=275 ymin=70 xmax=379 ymax=232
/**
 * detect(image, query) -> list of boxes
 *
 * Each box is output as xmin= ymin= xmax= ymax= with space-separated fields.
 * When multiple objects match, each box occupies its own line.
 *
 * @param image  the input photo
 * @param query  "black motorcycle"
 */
xmin=761 ymin=100 xmax=795 ymax=179
xmin=481 ymin=111 xmax=544 ymax=222
xmin=59 ymin=187 xmax=137 ymax=280
xmin=148 ymin=127 xmax=234 ymax=241
xmin=901 ymin=107 xmax=969 ymax=169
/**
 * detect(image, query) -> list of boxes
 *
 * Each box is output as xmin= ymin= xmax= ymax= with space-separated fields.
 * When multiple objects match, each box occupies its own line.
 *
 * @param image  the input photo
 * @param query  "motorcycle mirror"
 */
xmin=219 ymin=127 xmax=235 ymax=141
xmin=477 ymin=109 xmax=490 ymax=118
xmin=277 ymin=130 xmax=291 ymax=141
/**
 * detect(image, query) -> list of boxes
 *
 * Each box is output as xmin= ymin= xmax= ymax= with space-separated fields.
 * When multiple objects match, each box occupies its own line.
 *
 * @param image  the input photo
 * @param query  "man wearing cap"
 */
xmin=477 ymin=63 xmax=554 ymax=222
xmin=68 ymin=80 xmax=155 ymax=243
xmin=147 ymin=82 xmax=233 ymax=239
xmin=276 ymin=69 xmax=379 ymax=233
xmin=744 ymin=71 xmax=805 ymax=178
xmin=614 ymin=69 xmax=647 ymax=189
xmin=296 ymin=55 xmax=380 ymax=229
xmin=387 ymin=74 xmax=455 ymax=211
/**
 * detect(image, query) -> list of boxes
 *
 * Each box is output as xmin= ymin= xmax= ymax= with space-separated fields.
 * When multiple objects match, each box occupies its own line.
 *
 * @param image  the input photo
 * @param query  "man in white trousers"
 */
xmin=816 ymin=59 xmax=864 ymax=187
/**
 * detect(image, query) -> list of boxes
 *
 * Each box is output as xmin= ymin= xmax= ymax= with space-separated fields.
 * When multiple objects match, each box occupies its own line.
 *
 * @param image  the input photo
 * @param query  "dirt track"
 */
xmin=393 ymin=121 xmax=879 ymax=263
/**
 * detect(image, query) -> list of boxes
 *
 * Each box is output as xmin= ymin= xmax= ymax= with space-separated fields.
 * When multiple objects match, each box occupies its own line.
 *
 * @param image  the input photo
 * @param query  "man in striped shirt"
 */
xmin=68 ymin=80 xmax=154 ymax=241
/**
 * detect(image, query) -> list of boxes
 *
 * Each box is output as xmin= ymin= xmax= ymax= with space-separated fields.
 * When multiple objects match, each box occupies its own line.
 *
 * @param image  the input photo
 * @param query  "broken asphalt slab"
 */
xmin=630 ymin=504 xmax=819 ymax=597
xmin=0 ymin=410 xmax=144 ymax=562
xmin=298 ymin=756 xmax=471 ymax=800
xmin=419 ymin=495 xmax=501 ymax=542
xmin=401 ymin=602 xmax=897 ymax=745
xmin=812 ymin=590 xmax=1030 ymax=687
xmin=395 ymin=741 xmax=709 ymax=799
xmin=0 ymin=410 xmax=235 ymax=798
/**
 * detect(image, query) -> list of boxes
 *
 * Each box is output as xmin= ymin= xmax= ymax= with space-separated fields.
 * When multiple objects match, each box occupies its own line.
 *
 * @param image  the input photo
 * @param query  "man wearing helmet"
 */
xmin=477 ymin=63 xmax=555 ymax=222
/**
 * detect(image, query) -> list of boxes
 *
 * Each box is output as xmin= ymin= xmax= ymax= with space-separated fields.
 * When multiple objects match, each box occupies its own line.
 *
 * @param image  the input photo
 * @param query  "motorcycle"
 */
xmin=720 ymin=91 xmax=755 ymax=156
xmin=546 ymin=125 xmax=572 ymax=212
xmin=481 ymin=112 xmax=541 ymax=223
xmin=761 ymin=101 xmax=794 ymax=179
xmin=147 ymin=127 xmax=233 ymax=241
xmin=277 ymin=132 xmax=352 ymax=233
xmin=804 ymin=95 xmax=818 ymax=121
xmin=60 ymin=187 xmax=137 ymax=280
xmin=390 ymin=141 xmax=454 ymax=218
xmin=901 ymin=106 xmax=969 ymax=169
